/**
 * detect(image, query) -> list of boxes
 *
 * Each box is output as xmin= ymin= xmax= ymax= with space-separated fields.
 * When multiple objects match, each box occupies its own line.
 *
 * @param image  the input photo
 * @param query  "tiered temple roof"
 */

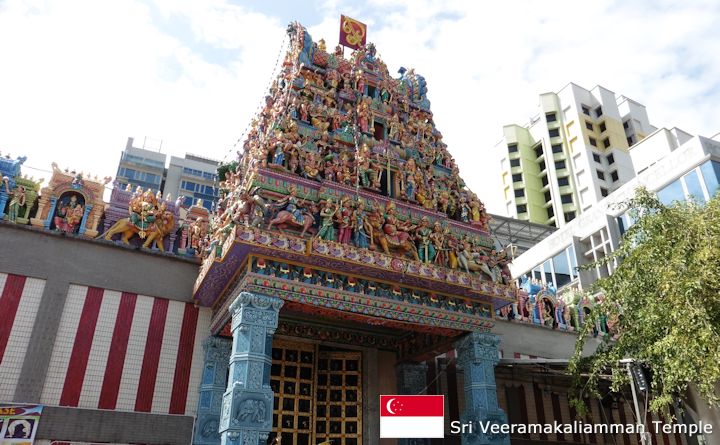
xmin=193 ymin=23 xmax=520 ymax=338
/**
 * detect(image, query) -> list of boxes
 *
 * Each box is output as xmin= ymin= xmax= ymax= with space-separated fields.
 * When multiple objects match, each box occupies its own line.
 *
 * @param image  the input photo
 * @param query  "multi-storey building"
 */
xmin=115 ymin=138 xmax=219 ymax=210
xmin=512 ymin=129 xmax=720 ymax=294
xmin=164 ymin=154 xmax=219 ymax=210
xmin=115 ymin=137 xmax=166 ymax=193
xmin=496 ymin=83 xmax=657 ymax=228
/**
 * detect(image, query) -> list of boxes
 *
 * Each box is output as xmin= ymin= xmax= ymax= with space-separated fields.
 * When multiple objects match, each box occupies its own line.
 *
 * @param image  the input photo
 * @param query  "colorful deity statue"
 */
xmin=459 ymin=196 xmax=470 ymax=223
xmin=383 ymin=202 xmax=412 ymax=243
xmin=415 ymin=217 xmax=435 ymax=263
xmin=267 ymin=185 xmax=316 ymax=237
xmin=352 ymin=201 xmax=370 ymax=248
xmin=316 ymin=199 xmax=338 ymax=241
xmin=402 ymin=158 xmax=417 ymax=201
xmin=54 ymin=194 xmax=84 ymax=233
xmin=356 ymin=144 xmax=372 ymax=188
xmin=430 ymin=221 xmax=448 ymax=267
xmin=272 ymin=186 xmax=305 ymax=224
xmin=388 ymin=114 xmax=401 ymax=141
xmin=103 ymin=186 xmax=177 ymax=251
xmin=301 ymin=151 xmax=323 ymax=181
xmin=188 ymin=217 xmax=208 ymax=254
xmin=272 ymin=140 xmax=286 ymax=167
xmin=2 ymin=177 xmax=25 ymax=223
xmin=356 ymin=100 xmax=370 ymax=133
xmin=336 ymin=198 xmax=353 ymax=244
xmin=128 ymin=189 xmax=158 ymax=237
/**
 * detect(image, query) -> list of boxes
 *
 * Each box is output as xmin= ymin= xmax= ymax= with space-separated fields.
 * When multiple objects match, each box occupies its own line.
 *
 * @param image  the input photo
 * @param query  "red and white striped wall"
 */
xmin=0 ymin=273 xmax=46 ymax=401
xmin=40 ymin=284 xmax=210 ymax=415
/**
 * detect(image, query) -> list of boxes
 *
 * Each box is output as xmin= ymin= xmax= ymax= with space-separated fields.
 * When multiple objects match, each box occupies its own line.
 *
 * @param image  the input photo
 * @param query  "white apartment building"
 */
xmin=510 ymin=129 xmax=720 ymax=292
xmin=496 ymin=83 xmax=657 ymax=228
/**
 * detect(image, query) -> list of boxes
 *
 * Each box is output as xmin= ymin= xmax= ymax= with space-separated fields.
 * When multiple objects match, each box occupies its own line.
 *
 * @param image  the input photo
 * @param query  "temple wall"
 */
xmin=0 ymin=224 xmax=208 ymax=445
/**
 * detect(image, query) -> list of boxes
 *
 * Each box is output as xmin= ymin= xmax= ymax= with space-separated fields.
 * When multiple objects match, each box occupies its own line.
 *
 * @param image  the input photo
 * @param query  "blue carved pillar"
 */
xmin=45 ymin=196 xmax=58 ymax=229
xmin=396 ymin=361 xmax=430 ymax=445
xmin=0 ymin=190 xmax=8 ymax=220
xmin=454 ymin=332 xmax=510 ymax=445
xmin=219 ymin=292 xmax=283 ymax=445
xmin=79 ymin=204 xmax=93 ymax=235
xmin=194 ymin=336 xmax=232 ymax=445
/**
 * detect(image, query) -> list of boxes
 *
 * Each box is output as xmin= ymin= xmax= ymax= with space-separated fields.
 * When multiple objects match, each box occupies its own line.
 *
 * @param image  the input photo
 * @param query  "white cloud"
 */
xmin=0 ymin=0 xmax=718 ymax=213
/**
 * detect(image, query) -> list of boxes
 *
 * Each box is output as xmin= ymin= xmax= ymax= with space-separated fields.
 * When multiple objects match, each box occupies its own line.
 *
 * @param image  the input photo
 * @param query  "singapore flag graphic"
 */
xmin=380 ymin=395 xmax=445 ymax=438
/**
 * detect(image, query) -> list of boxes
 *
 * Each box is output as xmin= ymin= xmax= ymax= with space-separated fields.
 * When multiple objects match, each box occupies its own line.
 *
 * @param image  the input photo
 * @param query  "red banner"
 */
xmin=339 ymin=15 xmax=367 ymax=50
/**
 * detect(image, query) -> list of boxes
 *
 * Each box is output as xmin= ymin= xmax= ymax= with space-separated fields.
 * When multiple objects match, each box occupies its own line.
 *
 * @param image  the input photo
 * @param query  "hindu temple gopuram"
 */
xmin=0 ymin=21 xmax=689 ymax=445
xmin=190 ymin=21 xmax=517 ymax=445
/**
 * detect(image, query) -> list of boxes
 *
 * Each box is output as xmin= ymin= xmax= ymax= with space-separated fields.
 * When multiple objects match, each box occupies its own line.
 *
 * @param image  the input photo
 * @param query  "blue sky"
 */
xmin=0 ymin=0 xmax=718 ymax=212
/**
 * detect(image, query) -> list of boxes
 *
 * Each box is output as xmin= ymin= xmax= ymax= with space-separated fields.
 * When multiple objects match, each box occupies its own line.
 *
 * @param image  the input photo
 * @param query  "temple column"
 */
xmin=396 ymin=361 xmax=430 ymax=445
xmin=0 ymin=190 xmax=8 ymax=220
xmin=454 ymin=332 xmax=510 ymax=445
xmin=219 ymin=291 xmax=283 ymax=445
xmin=194 ymin=336 xmax=232 ymax=445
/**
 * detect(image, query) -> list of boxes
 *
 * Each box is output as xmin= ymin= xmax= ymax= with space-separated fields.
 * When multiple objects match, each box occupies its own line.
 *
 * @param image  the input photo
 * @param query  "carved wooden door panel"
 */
xmin=270 ymin=339 xmax=316 ymax=445
xmin=269 ymin=340 xmax=362 ymax=445
xmin=314 ymin=351 xmax=362 ymax=445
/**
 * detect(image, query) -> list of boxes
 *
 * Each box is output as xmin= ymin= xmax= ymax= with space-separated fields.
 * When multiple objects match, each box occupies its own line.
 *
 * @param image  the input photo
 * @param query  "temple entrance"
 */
xmin=268 ymin=339 xmax=362 ymax=445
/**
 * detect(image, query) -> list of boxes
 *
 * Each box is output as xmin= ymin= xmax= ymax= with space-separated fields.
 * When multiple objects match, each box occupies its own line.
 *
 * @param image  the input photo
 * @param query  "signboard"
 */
xmin=0 ymin=405 xmax=43 ymax=445
xmin=339 ymin=15 xmax=367 ymax=50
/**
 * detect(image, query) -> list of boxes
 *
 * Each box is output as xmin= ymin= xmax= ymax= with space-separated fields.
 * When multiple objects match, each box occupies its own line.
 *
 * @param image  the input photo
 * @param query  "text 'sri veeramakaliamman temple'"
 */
xmin=1 ymin=21 xmax=667 ymax=445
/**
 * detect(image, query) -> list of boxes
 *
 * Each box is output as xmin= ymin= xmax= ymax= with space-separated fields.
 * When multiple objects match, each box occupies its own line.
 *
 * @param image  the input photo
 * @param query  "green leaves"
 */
xmin=569 ymin=188 xmax=720 ymax=414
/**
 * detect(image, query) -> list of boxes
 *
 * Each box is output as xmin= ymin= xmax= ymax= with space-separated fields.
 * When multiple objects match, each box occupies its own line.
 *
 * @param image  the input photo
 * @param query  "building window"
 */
xmin=515 ymin=189 xmax=525 ymax=197
xmin=589 ymin=137 xmax=597 ymax=147
xmin=683 ymin=170 xmax=705 ymax=202
xmin=549 ymin=128 xmax=560 ymax=138
xmin=510 ymin=159 xmax=520 ymax=167
xmin=560 ymin=194 xmax=573 ymax=204
xmin=607 ymin=153 xmax=615 ymax=164
xmin=534 ymin=144 xmax=544 ymax=157
xmin=657 ymin=179 xmax=684 ymax=205
xmin=516 ymin=204 xmax=527 ymax=214
xmin=603 ymin=138 xmax=611 ymax=149
xmin=585 ymin=121 xmax=594 ymax=131
xmin=592 ymin=153 xmax=601 ymax=163
xmin=596 ymin=170 xmax=606 ymax=180
xmin=564 ymin=211 xmax=576 ymax=223
xmin=595 ymin=106 xmax=603 ymax=117
xmin=617 ymin=211 xmax=636 ymax=236
xmin=599 ymin=122 xmax=607 ymax=133
xmin=623 ymin=120 xmax=629 ymax=129
xmin=512 ymin=173 xmax=523 ymax=182
xmin=558 ymin=176 xmax=570 ymax=187
xmin=600 ymin=187 xmax=609 ymax=197
xmin=547 ymin=207 xmax=554 ymax=218
xmin=544 ymin=191 xmax=552 ymax=202
xmin=552 ymin=144 xmax=563 ymax=153
xmin=627 ymin=136 xmax=634 ymax=145
xmin=546 ymin=112 xmax=557 ymax=122
xmin=541 ymin=175 xmax=549 ymax=187
xmin=581 ymin=105 xmax=590 ymax=116
xmin=700 ymin=160 xmax=720 ymax=198
xmin=508 ymin=143 xmax=518 ymax=153
xmin=555 ymin=160 xmax=566 ymax=170
xmin=611 ymin=170 xmax=619 ymax=182
xmin=539 ymin=161 xmax=546 ymax=171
